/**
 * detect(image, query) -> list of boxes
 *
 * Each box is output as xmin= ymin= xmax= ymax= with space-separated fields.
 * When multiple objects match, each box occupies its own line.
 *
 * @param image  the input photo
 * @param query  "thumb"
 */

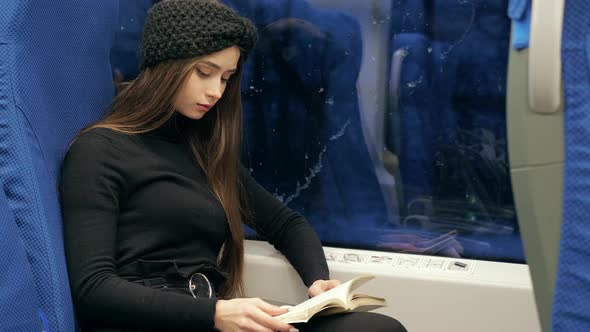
xmin=309 ymin=280 xmax=341 ymax=297
xmin=325 ymin=280 xmax=341 ymax=289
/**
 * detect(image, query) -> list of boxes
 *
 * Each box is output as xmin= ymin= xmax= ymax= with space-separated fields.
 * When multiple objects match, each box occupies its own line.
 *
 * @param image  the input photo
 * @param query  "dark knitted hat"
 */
xmin=139 ymin=0 xmax=258 ymax=70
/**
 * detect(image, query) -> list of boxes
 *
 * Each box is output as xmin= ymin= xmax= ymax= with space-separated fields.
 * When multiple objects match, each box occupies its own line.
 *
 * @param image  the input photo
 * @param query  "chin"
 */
xmin=177 ymin=110 xmax=205 ymax=120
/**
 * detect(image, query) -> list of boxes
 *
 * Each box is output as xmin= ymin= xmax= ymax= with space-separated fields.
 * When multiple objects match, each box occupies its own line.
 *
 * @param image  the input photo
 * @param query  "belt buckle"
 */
xmin=188 ymin=272 xmax=213 ymax=299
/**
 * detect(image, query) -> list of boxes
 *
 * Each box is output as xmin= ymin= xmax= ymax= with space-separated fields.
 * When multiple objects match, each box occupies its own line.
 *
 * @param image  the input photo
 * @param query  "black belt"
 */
xmin=118 ymin=260 xmax=228 ymax=299
xmin=130 ymin=272 xmax=215 ymax=299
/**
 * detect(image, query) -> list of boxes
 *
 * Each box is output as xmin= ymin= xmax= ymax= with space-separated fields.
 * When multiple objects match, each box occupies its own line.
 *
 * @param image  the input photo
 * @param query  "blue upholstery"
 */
xmin=0 ymin=1 xmax=118 ymax=331
xmin=0 ymin=187 xmax=40 ymax=331
xmin=553 ymin=0 xmax=590 ymax=329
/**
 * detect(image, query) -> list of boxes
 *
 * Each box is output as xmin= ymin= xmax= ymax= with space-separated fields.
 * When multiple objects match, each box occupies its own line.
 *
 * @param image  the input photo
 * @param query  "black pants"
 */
xmin=86 ymin=289 xmax=407 ymax=331
xmin=88 ymin=311 xmax=407 ymax=332
xmin=295 ymin=312 xmax=407 ymax=332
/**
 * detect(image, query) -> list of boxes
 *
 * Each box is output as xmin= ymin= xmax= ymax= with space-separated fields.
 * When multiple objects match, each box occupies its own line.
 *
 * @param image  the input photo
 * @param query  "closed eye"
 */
xmin=196 ymin=68 xmax=211 ymax=78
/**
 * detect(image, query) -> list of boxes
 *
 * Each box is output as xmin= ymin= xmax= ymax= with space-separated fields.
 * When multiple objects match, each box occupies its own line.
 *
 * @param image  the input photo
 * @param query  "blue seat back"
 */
xmin=0 ymin=1 xmax=118 ymax=331
xmin=0 ymin=187 xmax=40 ymax=331
xmin=553 ymin=0 xmax=590 ymax=329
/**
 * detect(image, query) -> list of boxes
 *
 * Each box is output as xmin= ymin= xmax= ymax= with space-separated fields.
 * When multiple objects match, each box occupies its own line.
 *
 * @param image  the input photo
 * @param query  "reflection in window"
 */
xmin=111 ymin=0 xmax=523 ymax=263
xmin=384 ymin=0 xmax=520 ymax=262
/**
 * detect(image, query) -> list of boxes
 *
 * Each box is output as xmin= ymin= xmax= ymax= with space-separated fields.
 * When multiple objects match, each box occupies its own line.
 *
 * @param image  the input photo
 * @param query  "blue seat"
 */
xmin=0 ymin=189 xmax=40 ymax=331
xmin=0 ymin=1 xmax=118 ymax=330
xmin=553 ymin=0 xmax=590 ymax=329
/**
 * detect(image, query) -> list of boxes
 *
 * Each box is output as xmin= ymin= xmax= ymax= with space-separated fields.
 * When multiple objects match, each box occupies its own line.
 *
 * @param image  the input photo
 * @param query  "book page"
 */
xmin=277 ymin=281 xmax=348 ymax=317
xmin=275 ymin=275 xmax=376 ymax=323
xmin=349 ymin=294 xmax=386 ymax=311
xmin=347 ymin=275 xmax=375 ymax=293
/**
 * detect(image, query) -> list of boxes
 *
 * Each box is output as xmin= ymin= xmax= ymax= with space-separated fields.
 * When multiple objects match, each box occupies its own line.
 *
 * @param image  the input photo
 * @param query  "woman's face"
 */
xmin=173 ymin=46 xmax=240 ymax=120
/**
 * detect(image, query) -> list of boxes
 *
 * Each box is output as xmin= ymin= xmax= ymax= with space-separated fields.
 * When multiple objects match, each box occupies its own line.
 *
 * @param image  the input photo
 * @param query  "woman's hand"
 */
xmin=214 ymin=298 xmax=297 ymax=332
xmin=307 ymin=279 xmax=341 ymax=298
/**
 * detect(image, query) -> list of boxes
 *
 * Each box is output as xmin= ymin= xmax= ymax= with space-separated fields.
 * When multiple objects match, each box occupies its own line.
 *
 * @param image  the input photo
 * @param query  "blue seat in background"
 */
xmin=226 ymin=0 xmax=391 ymax=245
xmin=0 ymin=1 xmax=119 ymax=330
xmin=386 ymin=0 xmax=522 ymax=261
xmin=111 ymin=0 xmax=159 ymax=82
xmin=388 ymin=0 xmax=510 ymax=204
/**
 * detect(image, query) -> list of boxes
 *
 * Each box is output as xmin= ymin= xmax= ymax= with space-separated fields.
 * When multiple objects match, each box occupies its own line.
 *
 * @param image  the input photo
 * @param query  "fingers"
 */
xmin=308 ymin=283 xmax=322 ymax=297
xmin=323 ymin=280 xmax=341 ymax=289
xmin=243 ymin=320 xmax=274 ymax=332
xmin=251 ymin=298 xmax=289 ymax=316
xmin=308 ymin=281 xmax=324 ymax=297
xmin=215 ymin=298 xmax=296 ymax=332
xmin=321 ymin=279 xmax=341 ymax=290
xmin=308 ymin=279 xmax=342 ymax=297
xmin=247 ymin=306 xmax=294 ymax=332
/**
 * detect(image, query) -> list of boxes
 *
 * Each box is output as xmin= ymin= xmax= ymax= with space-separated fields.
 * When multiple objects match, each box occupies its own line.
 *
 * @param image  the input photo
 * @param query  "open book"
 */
xmin=275 ymin=275 xmax=386 ymax=324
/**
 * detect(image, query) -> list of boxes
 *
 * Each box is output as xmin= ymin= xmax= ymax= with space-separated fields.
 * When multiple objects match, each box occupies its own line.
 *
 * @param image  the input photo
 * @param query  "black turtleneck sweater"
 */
xmin=60 ymin=122 xmax=329 ymax=331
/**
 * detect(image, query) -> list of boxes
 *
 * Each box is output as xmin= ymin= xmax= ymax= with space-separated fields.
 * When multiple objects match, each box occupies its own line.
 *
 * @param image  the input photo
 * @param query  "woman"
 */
xmin=60 ymin=1 xmax=407 ymax=331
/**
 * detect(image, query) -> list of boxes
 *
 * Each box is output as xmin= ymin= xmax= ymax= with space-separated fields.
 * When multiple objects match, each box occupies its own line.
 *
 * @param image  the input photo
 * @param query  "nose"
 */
xmin=205 ymin=81 xmax=223 ymax=102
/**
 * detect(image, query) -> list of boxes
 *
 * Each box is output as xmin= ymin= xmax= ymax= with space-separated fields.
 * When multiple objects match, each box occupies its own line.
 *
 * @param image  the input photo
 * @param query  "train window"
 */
xmin=111 ymin=0 xmax=523 ymax=263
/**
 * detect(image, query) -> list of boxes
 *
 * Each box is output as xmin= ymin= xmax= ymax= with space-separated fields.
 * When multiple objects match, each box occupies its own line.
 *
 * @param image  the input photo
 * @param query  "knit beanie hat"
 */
xmin=139 ymin=0 xmax=258 ymax=70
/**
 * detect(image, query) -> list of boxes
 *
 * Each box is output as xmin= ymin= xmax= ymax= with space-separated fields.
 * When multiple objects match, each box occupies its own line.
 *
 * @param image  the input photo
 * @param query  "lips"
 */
xmin=197 ymin=104 xmax=212 ymax=112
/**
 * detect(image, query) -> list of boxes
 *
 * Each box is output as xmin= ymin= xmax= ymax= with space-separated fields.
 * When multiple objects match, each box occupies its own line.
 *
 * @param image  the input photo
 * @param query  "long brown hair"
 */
xmin=77 ymin=54 xmax=249 ymax=297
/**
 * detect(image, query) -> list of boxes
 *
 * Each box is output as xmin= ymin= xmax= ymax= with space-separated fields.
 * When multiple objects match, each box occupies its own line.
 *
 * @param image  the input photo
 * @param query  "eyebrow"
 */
xmin=198 ymin=60 xmax=237 ymax=73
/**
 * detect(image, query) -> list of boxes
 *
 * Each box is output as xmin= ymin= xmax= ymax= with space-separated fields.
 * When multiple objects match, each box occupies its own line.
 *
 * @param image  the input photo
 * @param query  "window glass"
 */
xmin=111 ymin=0 xmax=524 ymax=263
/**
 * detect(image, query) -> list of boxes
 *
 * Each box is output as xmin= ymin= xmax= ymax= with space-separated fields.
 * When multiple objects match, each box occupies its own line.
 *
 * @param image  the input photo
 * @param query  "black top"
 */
xmin=60 ymin=122 xmax=329 ymax=331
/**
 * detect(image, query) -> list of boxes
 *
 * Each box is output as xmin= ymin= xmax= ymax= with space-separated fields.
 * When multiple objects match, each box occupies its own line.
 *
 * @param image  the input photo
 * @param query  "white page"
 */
xmin=276 ymin=275 xmax=375 ymax=320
